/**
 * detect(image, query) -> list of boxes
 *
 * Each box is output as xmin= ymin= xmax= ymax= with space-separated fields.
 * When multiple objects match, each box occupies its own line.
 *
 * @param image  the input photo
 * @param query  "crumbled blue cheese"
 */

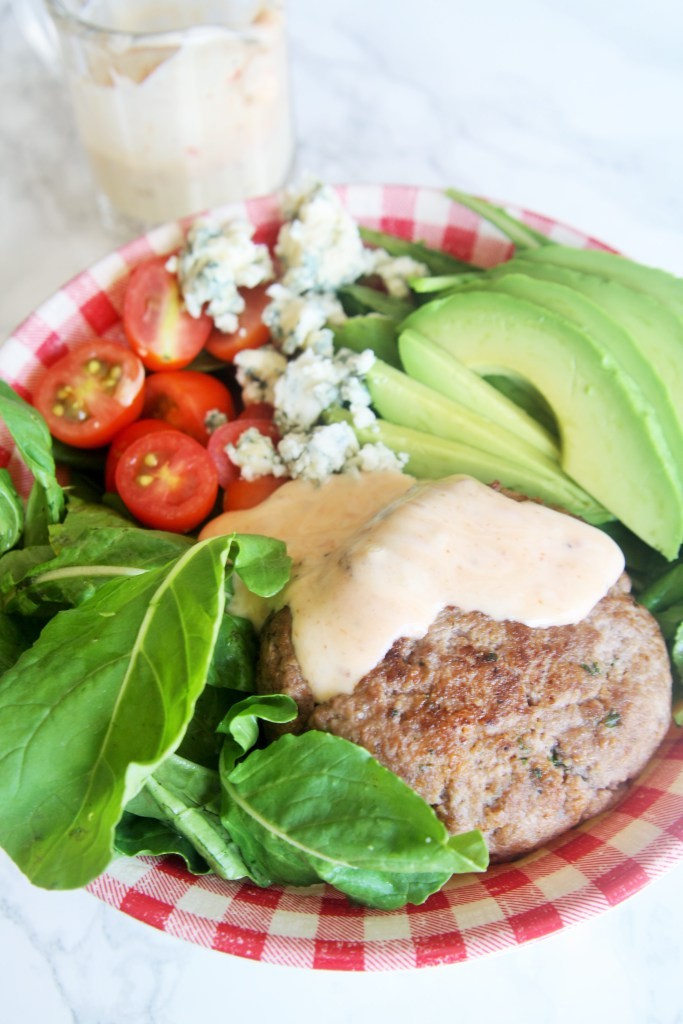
xmin=168 ymin=217 xmax=274 ymax=332
xmin=204 ymin=408 xmax=230 ymax=434
xmin=276 ymin=181 xmax=371 ymax=294
xmin=277 ymin=422 xmax=407 ymax=484
xmin=262 ymin=284 xmax=346 ymax=357
xmin=278 ymin=422 xmax=361 ymax=483
xmin=366 ymin=249 xmax=430 ymax=297
xmin=233 ymin=346 xmax=287 ymax=405
xmin=273 ymin=347 xmax=375 ymax=432
xmin=226 ymin=428 xmax=288 ymax=482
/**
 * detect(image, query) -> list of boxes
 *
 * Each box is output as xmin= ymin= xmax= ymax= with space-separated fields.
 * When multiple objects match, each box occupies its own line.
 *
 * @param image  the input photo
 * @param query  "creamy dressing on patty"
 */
xmin=200 ymin=473 xmax=625 ymax=702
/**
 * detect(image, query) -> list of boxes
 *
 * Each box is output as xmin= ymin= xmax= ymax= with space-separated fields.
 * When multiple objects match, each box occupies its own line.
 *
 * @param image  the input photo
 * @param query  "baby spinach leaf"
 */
xmin=217 ymin=693 xmax=298 ymax=773
xmin=0 ymin=535 xmax=239 ymax=889
xmin=114 ymin=812 xmax=212 ymax=875
xmin=332 ymin=315 xmax=401 ymax=369
xmin=0 ymin=613 xmax=29 ymax=674
xmin=0 ymin=380 xmax=64 ymax=525
xmin=0 ymin=469 xmax=23 ymax=553
xmin=205 ymin=614 xmax=259 ymax=692
xmin=127 ymin=755 xmax=248 ymax=880
xmin=220 ymin=731 xmax=488 ymax=909
xmin=176 ymin=685 xmax=242 ymax=768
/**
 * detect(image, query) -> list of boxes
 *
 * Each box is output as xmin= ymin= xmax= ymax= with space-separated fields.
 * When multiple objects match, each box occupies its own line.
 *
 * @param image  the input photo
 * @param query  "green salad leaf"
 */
xmin=0 ymin=533 xmax=290 ymax=889
xmin=220 ymin=730 xmax=489 ymax=910
xmin=0 ymin=379 xmax=64 ymax=527
xmin=0 ymin=469 xmax=23 ymax=554
xmin=114 ymin=812 xmax=213 ymax=875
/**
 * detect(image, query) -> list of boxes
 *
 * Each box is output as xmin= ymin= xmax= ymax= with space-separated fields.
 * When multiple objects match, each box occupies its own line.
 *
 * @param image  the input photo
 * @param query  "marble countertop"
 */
xmin=1 ymin=0 xmax=683 ymax=1020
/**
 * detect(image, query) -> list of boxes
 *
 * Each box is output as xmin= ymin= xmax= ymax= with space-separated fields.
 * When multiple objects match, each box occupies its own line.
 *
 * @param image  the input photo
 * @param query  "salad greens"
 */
xmin=1 ymin=191 xmax=681 ymax=910
xmin=0 ymin=384 xmax=488 ymax=906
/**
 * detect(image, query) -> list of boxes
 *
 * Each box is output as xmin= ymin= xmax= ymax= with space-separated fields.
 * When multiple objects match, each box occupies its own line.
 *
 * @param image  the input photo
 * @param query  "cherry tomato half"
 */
xmin=142 ymin=370 xmax=235 ymax=445
xmin=104 ymin=418 xmax=176 ymax=493
xmin=223 ymin=475 xmax=287 ymax=511
xmin=123 ymin=257 xmax=213 ymax=371
xmin=205 ymin=285 xmax=271 ymax=363
xmin=237 ymin=402 xmax=274 ymax=421
xmin=115 ymin=429 xmax=219 ymax=533
xmin=207 ymin=418 xmax=281 ymax=489
xmin=34 ymin=339 xmax=145 ymax=448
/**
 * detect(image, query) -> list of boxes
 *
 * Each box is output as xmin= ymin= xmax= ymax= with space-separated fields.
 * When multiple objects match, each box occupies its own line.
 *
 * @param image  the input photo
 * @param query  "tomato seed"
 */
xmin=136 ymin=474 xmax=154 ymax=487
xmin=142 ymin=452 xmax=158 ymax=467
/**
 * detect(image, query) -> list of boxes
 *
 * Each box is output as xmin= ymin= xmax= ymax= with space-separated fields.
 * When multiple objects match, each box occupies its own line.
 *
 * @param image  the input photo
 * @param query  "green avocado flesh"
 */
xmin=521 ymin=244 xmax=683 ymax=321
xmin=363 ymin=360 xmax=605 ymax=521
xmin=398 ymin=327 xmax=559 ymax=459
xmin=485 ymin=259 xmax=683 ymax=466
xmin=348 ymin=416 xmax=608 ymax=524
xmin=402 ymin=289 xmax=683 ymax=558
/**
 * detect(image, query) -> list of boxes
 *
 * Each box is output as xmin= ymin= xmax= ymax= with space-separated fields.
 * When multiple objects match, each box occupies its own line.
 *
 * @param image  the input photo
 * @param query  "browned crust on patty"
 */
xmin=256 ymin=576 xmax=672 ymax=861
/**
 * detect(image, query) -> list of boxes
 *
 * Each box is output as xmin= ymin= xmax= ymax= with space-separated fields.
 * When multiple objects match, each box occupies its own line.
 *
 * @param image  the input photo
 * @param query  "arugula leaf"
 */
xmin=114 ymin=812 xmax=212 ymax=875
xmin=220 ymin=731 xmax=488 ymax=909
xmin=127 ymin=755 xmax=249 ymax=881
xmin=0 ymin=533 xmax=288 ymax=889
xmin=217 ymin=693 xmax=298 ymax=773
xmin=445 ymin=187 xmax=552 ymax=249
xmin=0 ymin=380 xmax=64 ymax=525
xmin=0 ymin=469 xmax=23 ymax=553
xmin=338 ymin=284 xmax=415 ymax=322
xmin=359 ymin=227 xmax=477 ymax=276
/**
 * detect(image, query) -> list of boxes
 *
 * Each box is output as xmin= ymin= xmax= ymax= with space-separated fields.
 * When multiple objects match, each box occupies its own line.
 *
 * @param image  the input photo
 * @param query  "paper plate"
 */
xmin=2 ymin=184 xmax=681 ymax=970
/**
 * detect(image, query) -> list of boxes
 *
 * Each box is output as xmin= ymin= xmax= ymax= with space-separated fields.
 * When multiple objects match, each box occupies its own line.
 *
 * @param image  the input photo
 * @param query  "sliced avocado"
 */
xmin=485 ymin=258 xmax=683 ymax=456
xmin=398 ymin=327 xmax=559 ymax=459
xmin=337 ymin=413 xmax=609 ymax=524
xmin=403 ymin=289 xmax=683 ymax=558
xmin=466 ymin=271 xmax=683 ymax=471
xmin=364 ymin=359 xmax=608 ymax=516
xmin=522 ymin=245 xmax=683 ymax=321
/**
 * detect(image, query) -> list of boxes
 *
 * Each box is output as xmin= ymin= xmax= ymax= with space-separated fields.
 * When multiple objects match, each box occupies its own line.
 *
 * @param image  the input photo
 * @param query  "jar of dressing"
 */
xmin=22 ymin=1 xmax=295 ymax=233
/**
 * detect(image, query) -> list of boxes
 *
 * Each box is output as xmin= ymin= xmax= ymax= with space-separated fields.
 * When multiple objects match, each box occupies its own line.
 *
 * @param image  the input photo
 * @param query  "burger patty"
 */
xmin=256 ymin=574 xmax=672 ymax=861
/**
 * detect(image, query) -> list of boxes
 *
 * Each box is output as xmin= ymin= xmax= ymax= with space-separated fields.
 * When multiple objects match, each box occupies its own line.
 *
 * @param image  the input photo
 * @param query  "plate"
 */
xmin=1 ymin=184 xmax=682 ymax=970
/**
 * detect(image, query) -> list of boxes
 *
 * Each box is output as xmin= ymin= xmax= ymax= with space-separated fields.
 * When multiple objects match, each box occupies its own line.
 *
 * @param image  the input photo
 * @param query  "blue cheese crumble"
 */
xmin=226 ymin=428 xmax=288 ymax=482
xmin=169 ymin=217 xmax=274 ymax=332
xmin=262 ymin=284 xmax=346 ymax=357
xmin=275 ymin=181 xmax=370 ymax=294
xmin=233 ymin=346 xmax=288 ymax=405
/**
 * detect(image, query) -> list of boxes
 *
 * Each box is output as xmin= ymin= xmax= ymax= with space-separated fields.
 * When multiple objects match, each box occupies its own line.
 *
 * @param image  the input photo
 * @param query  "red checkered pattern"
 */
xmin=2 ymin=185 xmax=681 ymax=969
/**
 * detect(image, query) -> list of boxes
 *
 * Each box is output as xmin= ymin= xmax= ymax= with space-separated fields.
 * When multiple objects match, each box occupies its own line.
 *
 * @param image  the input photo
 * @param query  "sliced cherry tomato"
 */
xmin=104 ymin=418 xmax=176 ymax=493
xmin=123 ymin=257 xmax=213 ymax=371
xmin=115 ymin=429 xmax=218 ymax=532
xmin=205 ymin=285 xmax=271 ymax=363
xmin=223 ymin=475 xmax=287 ymax=511
xmin=237 ymin=402 xmax=274 ymax=420
xmin=142 ymin=370 xmax=234 ymax=445
xmin=34 ymin=339 xmax=145 ymax=448
xmin=207 ymin=418 xmax=281 ymax=488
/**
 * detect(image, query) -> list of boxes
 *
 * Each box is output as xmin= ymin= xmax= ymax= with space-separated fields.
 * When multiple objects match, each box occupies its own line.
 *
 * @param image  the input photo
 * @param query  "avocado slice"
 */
xmin=484 ymin=258 xmax=683 ymax=458
xmin=403 ymin=289 xmax=683 ymax=558
xmin=398 ymin=327 xmax=559 ymax=459
xmin=364 ymin=359 xmax=610 ymax=517
xmin=521 ymin=245 xmax=683 ymax=321
xmin=465 ymin=271 xmax=683 ymax=472
xmin=325 ymin=409 xmax=609 ymax=524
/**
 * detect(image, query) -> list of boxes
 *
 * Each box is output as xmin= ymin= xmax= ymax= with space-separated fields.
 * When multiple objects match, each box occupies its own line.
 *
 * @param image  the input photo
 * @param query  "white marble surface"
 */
xmin=2 ymin=0 xmax=683 ymax=1020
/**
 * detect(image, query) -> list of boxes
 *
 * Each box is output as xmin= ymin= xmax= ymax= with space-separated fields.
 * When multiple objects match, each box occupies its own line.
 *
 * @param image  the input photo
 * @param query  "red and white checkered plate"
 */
xmin=1 ymin=185 xmax=682 ymax=970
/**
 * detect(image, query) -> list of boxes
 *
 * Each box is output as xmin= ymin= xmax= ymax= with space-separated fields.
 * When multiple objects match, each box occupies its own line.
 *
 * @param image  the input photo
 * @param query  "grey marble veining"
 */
xmin=1 ymin=0 xmax=683 ymax=1020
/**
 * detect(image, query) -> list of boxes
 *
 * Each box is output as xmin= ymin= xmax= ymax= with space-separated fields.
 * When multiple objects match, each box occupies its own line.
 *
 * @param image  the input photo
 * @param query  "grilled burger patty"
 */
xmin=256 ymin=574 xmax=672 ymax=861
